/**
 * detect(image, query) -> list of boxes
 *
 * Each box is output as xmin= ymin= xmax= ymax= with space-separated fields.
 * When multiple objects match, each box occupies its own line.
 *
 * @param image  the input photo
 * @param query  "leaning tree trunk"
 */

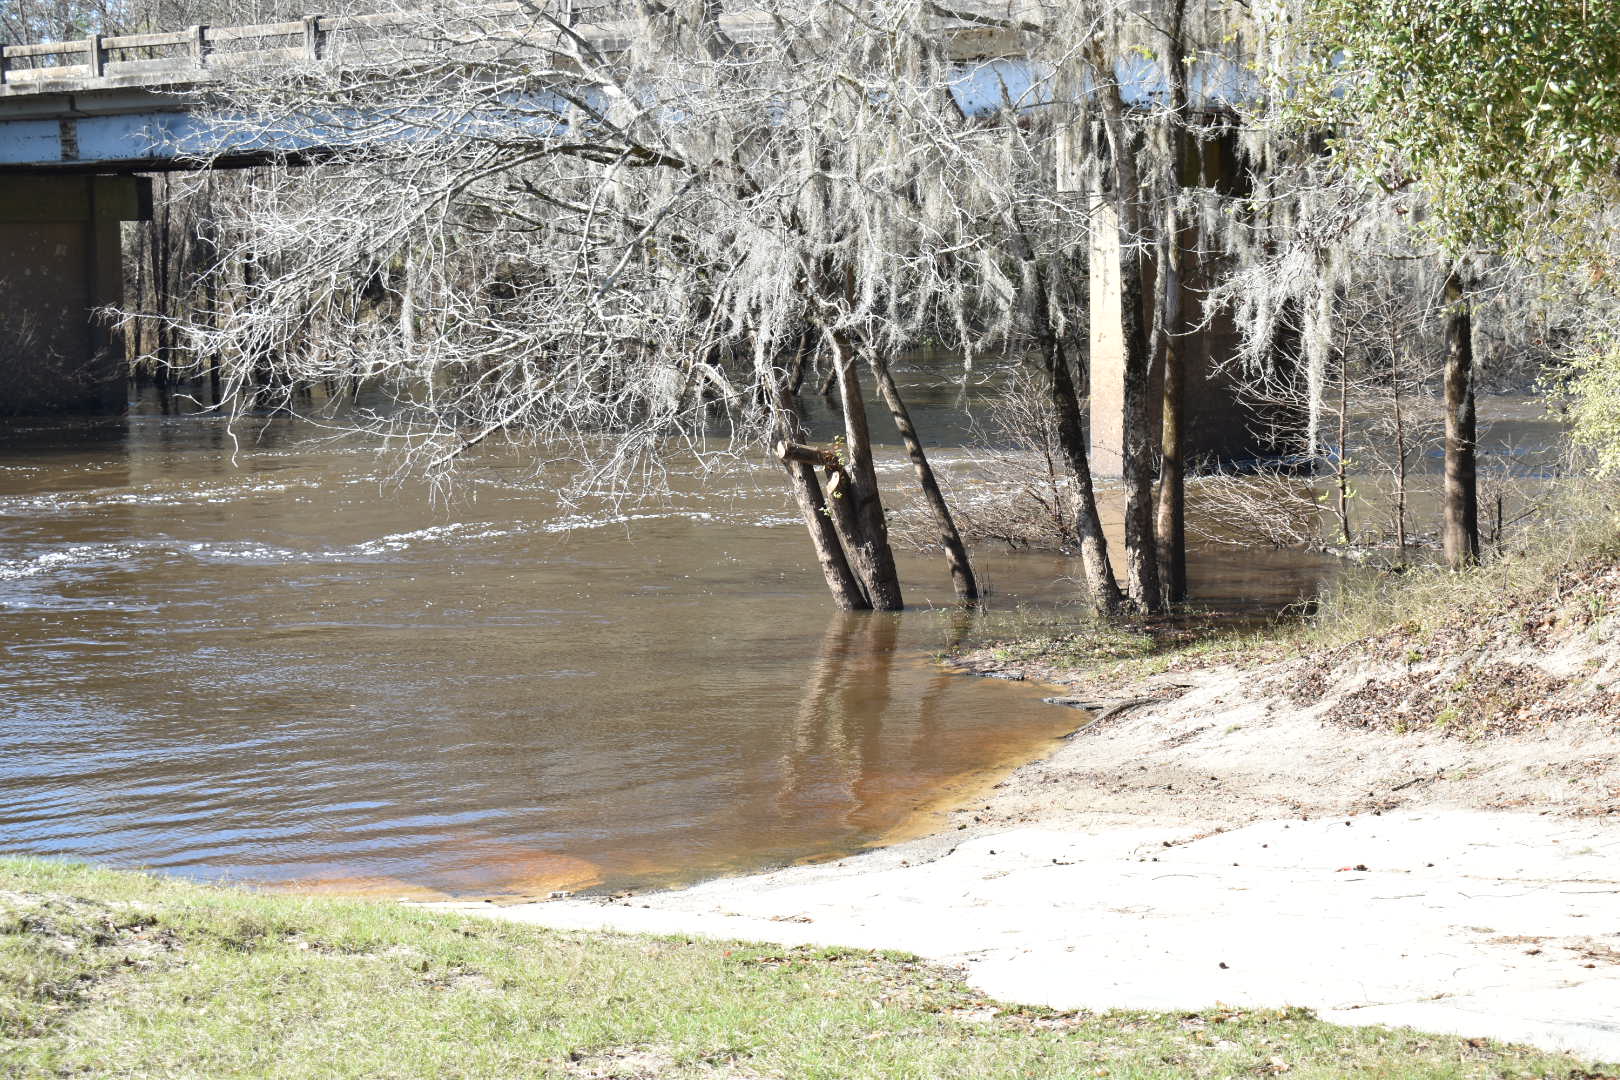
xmin=1028 ymin=258 xmax=1123 ymax=614
xmin=867 ymin=352 xmax=977 ymax=604
xmin=1093 ymin=69 xmax=1162 ymax=613
xmin=1442 ymin=265 xmax=1480 ymax=569
xmin=771 ymin=382 xmax=871 ymax=611
xmin=825 ymin=329 xmax=904 ymax=610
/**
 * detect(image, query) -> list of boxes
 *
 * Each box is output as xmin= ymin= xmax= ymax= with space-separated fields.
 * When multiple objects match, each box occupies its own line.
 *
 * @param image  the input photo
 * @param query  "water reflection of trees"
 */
xmin=777 ymin=613 xmax=894 ymax=822
xmin=776 ymin=610 xmax=980 ymax=832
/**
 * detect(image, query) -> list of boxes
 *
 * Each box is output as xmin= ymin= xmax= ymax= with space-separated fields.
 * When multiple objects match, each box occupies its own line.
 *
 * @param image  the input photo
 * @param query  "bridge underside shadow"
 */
xmin=0 ymin=174 xmax=150 ymax=415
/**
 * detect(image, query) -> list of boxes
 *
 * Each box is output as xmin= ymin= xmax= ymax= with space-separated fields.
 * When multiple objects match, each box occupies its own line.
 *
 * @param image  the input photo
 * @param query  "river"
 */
xmin=1 ymin=365 xmax=1348 ymax=900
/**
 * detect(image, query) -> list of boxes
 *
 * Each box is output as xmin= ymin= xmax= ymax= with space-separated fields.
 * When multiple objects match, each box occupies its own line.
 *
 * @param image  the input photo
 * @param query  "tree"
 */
xmin=1292 ymin=0 xmax=1620 ymax=567
xmin=141 ymin=0 xmax=1291 ymax=616
xmin=1 ymin=0 xmax=126 ymax=41
xmin=1036 ymin=0 xmax=1251 ymax=612
xmin=173 ymin=0 xmax=1122 ymax=610
xmin=1303 ymin=0 xmax=1620 ymax=251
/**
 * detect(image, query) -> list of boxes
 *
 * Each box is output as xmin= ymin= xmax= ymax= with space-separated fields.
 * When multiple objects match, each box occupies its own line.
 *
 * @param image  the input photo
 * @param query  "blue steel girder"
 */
xmin=0 ymin=85 xmax=308 ymax=172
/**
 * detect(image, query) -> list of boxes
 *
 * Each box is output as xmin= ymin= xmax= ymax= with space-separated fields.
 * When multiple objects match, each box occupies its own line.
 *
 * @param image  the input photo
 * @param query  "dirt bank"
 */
xmin=950 ymin=660 xmax=1620 ymax=837
xmin=953 ymin=555 xmax=1620 ymax=833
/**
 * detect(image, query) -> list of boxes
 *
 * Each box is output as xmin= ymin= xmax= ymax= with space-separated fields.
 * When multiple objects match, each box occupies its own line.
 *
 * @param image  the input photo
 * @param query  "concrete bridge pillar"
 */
xmin=0 ymin=174 xmax=150 ymax=415
xmin=1082 ymin=126 xmax=1269 ymax=477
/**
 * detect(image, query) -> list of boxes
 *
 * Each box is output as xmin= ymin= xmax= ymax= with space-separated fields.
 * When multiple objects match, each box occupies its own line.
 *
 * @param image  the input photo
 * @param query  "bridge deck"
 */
xmin=0 ymin=1 xmax=1043 ymax=171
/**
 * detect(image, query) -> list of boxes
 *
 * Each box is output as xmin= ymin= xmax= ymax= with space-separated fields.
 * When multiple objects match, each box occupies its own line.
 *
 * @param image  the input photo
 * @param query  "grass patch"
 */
xmin=1300 ymin=519 xmax=1620 ymax=652
xmin=2 ymin=857 xmax=1609 ymax=1078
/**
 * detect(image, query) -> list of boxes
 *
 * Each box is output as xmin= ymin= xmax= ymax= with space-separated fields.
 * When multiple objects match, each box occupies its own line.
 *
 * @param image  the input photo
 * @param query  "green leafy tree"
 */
xmin=1304 ymin=0 xmax=1620 ymax=252
xmin=1282 ymin=1 xmax=1620 ymax=560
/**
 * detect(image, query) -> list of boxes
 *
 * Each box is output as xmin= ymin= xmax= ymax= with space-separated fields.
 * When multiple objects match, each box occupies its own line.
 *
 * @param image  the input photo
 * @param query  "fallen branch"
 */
xmin=775 ymin=440 xmax=841 ymax=470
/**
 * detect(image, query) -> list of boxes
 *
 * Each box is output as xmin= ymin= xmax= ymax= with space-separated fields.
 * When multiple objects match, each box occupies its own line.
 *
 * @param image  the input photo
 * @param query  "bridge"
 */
xmin=0 ymin=1 xmax=1054 ymax=413
xmin=0 ymin=3 xmax=1259 ymax=475
xmin=0 ymin=0 xmax=1053 ymax=173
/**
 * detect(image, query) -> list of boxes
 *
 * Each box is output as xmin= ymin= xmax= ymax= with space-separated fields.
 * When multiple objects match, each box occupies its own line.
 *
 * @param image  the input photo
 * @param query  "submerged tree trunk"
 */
xmin=868 ymin=352 xmax=977 ymax=604
xmin=1442 ymin=266 xmax=1480 ymax=569
xmin=784 ymin=458 xmax=871 ymax=610
xmin=772 ymin=388 xmax=871 ymax=610
xmin=827 ymin=329 xmax=904 ymax=610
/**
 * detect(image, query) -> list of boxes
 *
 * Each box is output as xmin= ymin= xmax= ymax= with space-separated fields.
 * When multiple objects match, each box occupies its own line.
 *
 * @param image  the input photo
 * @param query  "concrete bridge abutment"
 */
xmin=0 ymin=174 xmax=150 ymax=415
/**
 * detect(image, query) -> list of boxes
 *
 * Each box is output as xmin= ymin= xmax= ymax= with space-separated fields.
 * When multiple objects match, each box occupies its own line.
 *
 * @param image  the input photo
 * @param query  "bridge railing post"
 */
xmin=0 ymin=45 xmax=9 ymax=85
xmin=302 ymin=15 xmax=324 ymax=62
xmin=190 ymin=24 xmax=210 ymax=67
xmin=85 ymin=33 xmax=104 ymax=78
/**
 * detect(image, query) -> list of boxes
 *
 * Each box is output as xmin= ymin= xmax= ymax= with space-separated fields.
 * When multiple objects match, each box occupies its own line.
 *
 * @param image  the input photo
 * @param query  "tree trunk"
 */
xmin=772 ymin=388 xmax=871 ymax=610
xmin=1093 ymin=71 xmax=1161 ymax=613
xmin=155 ymin=173 xmax=172 ymax=366
xmin=131 ymin=226 xmax=147 ymax=365
xmin=197 ymin=175 xmax=222 ymax=407
xmin=1334 ymin=351 xmax=1350 ymax=546
xmin=1302 ymin=258 xmax=1336 ymax=472
xmin=868 ymin=351 xmax=977 ymax=604
xmin=1027 ymin=255 xmax=1122 ymax=613
xmin=827 ymin=329 xmax=903 ymax=610
xmin=401 ymin=252 xmax=414 ymax=352
xmin=784 ymin=460 xmax=871 ymax=610
xmin=1155 ymin=335 xmax=1185 ymax=604
xmin=1153 ymin=0 xmax=1190 ymax=607
xmin=1392 ymin=346 xmax=1407 ymax=557
xmin=1442 ymin=266 xmax=1479 ymax=569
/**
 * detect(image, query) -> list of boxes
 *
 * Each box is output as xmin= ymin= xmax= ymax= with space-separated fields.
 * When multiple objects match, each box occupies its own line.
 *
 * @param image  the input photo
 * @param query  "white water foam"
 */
xmin=0 ymin=544 xmax=143 ymax=581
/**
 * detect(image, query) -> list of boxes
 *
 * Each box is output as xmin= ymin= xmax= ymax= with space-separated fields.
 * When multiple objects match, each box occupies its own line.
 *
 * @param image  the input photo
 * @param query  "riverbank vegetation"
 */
xmin=955 ymin=478 xmax=1620 ymax=750
xmin=940 ymin=0 xmax=1620 ymax=704
xmin=3 ymin=857 xmax=1606 ymax=1079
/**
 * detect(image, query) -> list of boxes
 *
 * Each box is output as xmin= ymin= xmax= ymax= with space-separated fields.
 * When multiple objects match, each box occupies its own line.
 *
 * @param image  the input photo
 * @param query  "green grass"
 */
xmin=2 ymin=858 xmax=1609 ymax=1079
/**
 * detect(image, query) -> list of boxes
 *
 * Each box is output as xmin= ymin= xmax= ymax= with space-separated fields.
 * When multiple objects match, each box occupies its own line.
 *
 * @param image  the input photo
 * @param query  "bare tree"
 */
xmin=889 ymin=366 xmax=1086 ymax=555
xmin=171 ymin=0 xmax=1130 ymax=610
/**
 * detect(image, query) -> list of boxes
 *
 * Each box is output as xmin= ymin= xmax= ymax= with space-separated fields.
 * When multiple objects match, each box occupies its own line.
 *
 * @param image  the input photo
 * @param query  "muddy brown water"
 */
xmin=2 ymin=371 xmax=1380 ymax=900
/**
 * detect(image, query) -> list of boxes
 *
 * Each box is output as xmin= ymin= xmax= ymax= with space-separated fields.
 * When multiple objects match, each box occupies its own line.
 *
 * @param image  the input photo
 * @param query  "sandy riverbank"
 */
xmin=440 ymin=655 xmax=1620 ymax=1061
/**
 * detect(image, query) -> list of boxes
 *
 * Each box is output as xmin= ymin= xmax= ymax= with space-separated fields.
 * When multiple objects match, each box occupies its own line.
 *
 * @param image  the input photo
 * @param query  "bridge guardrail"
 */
xmin=0 ymin=1 xmax=626 ymax=87
xmin=0 ymin=1 xmax=1032 ymax=91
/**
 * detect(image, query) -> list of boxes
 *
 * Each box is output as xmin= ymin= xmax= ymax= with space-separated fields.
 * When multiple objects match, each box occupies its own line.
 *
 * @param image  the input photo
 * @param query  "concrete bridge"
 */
xmin=0 ymin=3 xmax=1260 ymax=474
xmin=0 ymin=1 xmax=1050 ymax=414
xmin=0 ymin=0 xmax=1047 ymax=173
